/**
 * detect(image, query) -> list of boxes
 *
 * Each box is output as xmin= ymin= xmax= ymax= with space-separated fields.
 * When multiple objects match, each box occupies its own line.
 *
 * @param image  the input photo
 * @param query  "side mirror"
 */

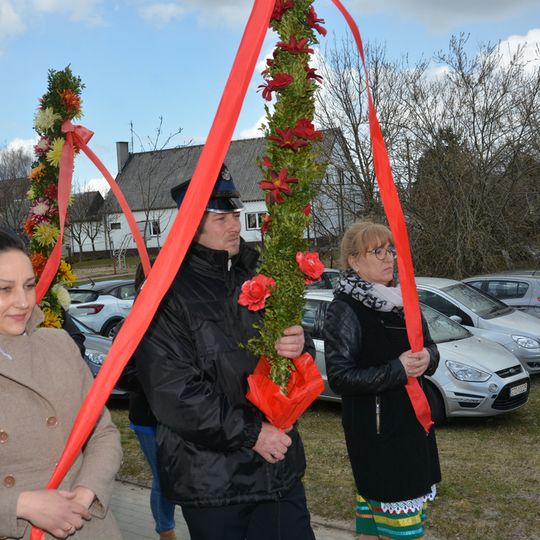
xmin=449 ymin=315 xmax=463 ymax=324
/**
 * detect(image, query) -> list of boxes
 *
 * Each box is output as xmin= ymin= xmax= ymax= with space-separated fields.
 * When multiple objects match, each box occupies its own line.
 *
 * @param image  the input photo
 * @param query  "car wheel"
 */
xmin=102 ymin=319 xmax=123 ymax=338
xmin=423 ymin=381 xmax=446 ymax=425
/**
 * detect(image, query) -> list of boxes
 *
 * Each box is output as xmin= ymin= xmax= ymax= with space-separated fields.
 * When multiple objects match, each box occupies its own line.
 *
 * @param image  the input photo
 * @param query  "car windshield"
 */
xmin=442 ymin=283 xmax=512 ymax=318
xmin=420 ymin=303 xmax=471 ymax=343
xmin=326 ymin=271 xmax=340 ymax=289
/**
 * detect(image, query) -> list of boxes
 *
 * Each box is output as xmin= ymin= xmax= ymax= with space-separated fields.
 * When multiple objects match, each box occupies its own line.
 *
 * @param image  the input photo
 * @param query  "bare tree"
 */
xmin=129 ymin=116 xmax=189 ymax=246
xmin=68 ymin=187 xmax=104 ymax=259
xmin=0 ymin=146 xmax=32 ymax=232
xmin=315 ymin=34 xmax=540 ymax=276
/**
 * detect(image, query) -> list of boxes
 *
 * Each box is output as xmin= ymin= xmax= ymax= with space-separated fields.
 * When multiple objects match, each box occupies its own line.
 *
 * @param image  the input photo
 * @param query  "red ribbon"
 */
xmin=30 ymin=1 xmax=274 ymax=538
xmin=247 ymin=353 xmax=324 ymax=429
xmin=35 ymin=121 xmax=151 ymax=303
xmin=331 ymin=0 xmax=432 ymax=433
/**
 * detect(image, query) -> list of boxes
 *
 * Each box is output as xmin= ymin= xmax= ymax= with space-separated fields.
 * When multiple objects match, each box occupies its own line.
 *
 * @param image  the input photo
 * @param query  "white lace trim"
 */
xmin=380 ymin=484 xmax=437 ymax=514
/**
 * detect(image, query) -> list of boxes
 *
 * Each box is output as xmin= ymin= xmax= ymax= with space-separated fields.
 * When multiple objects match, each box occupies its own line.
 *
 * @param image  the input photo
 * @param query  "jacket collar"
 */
xmin=188 ymin=239 xmax=259 ymax=276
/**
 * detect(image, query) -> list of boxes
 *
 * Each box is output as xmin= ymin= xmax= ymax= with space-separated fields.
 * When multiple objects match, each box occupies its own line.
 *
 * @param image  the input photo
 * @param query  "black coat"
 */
xmin=323 ymin=293 xmax=441 ymax=502
xmin=133 ymin=241 xmax=308 ymax=507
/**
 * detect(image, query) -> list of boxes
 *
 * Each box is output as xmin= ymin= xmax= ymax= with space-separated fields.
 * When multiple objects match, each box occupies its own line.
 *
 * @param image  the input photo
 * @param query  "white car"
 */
xmin=68 ymin=279 xmax=135 ymax=337
xmin=416 ymin=277 xmax=540 ymax=374
xmin=303 ymin=290 xmax=530 ymax=423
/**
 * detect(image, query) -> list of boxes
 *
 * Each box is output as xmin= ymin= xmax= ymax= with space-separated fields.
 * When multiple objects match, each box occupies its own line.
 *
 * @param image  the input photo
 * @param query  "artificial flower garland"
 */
xmin=26 ymin=67 xmax=82 ymax=327
xmin=239 ymin=0 xmax=327 ymax=391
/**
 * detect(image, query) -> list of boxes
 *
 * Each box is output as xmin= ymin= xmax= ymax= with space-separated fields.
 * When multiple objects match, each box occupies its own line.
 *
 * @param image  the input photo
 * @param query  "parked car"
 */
xmin=463 ymin=271 xmax=540 ymax=319
xmin=69 ymin=316 xmax=127 ymax=398
xmin=302 ymin=290 xmax=530 ymax=422
xmin=306 ymin=268 xmax=340 ymax=290
xmin=68 ymin=279 xmax=136 ymax=337
xmin=416 ymin=277 xmax=540 ymax=375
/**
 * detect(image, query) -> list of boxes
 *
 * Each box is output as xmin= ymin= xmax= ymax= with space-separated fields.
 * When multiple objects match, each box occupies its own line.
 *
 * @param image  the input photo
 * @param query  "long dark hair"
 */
xmin=0 ymin=228 xmax=28 ymax=254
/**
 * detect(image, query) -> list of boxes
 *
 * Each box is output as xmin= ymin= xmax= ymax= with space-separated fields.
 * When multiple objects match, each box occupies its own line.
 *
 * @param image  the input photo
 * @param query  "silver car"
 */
xmin=463 ymin=271 xmax=540 ymax=319
xmin=303 ymin=290 xmax=530 ymax=422
xmin=416 ymin=277 xmax=540 ymax=375
xmin=70 ymin=316 xmax=127 ymax=398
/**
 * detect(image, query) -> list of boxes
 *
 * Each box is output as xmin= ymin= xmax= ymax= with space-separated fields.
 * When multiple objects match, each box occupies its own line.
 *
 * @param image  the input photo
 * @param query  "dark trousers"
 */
xmin=181 ymin=481 xmax=315 ymax=540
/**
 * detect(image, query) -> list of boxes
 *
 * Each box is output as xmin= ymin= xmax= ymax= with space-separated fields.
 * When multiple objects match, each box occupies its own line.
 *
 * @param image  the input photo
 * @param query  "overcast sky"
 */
xmin=1 ymin=0 xmax=539 ymax=193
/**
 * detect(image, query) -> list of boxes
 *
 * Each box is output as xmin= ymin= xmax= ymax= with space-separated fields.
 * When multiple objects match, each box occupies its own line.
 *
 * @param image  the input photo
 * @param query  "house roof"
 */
xmin=103 ymin=131 xmax=339 ymax=214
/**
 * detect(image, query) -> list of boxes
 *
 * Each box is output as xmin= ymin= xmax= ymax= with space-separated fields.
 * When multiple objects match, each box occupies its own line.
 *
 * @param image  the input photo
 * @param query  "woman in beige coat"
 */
xmin=0 ymin=229 xmax=122 ymax=539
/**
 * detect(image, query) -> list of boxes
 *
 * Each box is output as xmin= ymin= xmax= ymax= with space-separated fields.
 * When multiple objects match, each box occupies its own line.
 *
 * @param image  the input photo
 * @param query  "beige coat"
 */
xmin=0 ymin=307 xmax=122 ymax=539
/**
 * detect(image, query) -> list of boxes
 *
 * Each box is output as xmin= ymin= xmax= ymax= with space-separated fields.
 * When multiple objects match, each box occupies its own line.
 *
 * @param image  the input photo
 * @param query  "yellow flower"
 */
xmin=34 ymin=107 xmax=61 ymax=132
xmin=27 ymin=187 xmax=35 ymax=199
xmin=51 ymin=284 xmax=71 ymax=310
xmin=41 ymin=307 xmax=62 ymax=328
xmin=33 ymin=223 xmax=59 ymax=247
xmin=58 ymin=259 xmax=76 ymax=285
xmin=46 ymin=138 xmax=65 ymax=167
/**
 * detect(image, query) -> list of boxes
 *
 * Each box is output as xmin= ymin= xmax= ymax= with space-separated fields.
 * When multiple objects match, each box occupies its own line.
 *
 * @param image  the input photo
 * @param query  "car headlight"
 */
xmin=85 ymin=350 xmax=106 ymax=366
xmin=445 ymin=360 xmax=492 ymax=382
xmin=511 ymin=335 xmax=540 ymax=349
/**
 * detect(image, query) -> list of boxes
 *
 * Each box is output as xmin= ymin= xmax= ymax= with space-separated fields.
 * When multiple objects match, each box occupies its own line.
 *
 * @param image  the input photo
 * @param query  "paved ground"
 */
xmin=110 ymin=481 xmax=356 ymax=540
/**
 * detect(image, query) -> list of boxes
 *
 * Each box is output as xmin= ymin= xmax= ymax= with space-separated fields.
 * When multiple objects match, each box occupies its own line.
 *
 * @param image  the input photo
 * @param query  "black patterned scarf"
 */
xmin=334 ymin=269 xmax=403 ymax=313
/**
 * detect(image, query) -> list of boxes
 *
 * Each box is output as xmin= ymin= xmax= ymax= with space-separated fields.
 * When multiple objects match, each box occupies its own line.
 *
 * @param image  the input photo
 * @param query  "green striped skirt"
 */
xmin=356 ymin=494 xmax=429 ymax=539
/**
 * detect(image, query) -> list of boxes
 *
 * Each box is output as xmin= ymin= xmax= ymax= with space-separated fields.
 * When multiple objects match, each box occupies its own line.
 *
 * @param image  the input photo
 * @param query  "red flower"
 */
xmin=292 ymin=118 xmax=322 ymax=141
xmin=276 ymin=36 xmax=313 ymax=55
xmin=303 ymin=204 xmax=312 ymax=217
xmin=23 ymin=217 xmax=37 ymax=237
xmin=238 ymin=274 xmax=276 ymax=311
xmin=271 ymin=0 xmax=294 ymax=22
xmin=260 ymin=213 xmax=272 ymax=236
xmin=258 ymin=73 xmax=294 ymax=101
xmin=261 ymin=58 xmax=274 ymax=77
xmin=31 ymin=253 xmax=48 ymax=278
xmin=59 ymin=89 xmax=81 ymax=113
xmin=260 ymin=155 xmax=273 ymax=169
xmin=296 ymin=252 xmax=325 ymax=284
xmin=304 ymin=64 xmax=323 ymax=83
xmin=306 ymin=6 xmax=327 ymax=36
xmin=43 ymin=183 xmax=58 ymax=200
xmin=269 ymin=128 xmax=308 ymax=152
xmin=259 ymin=168 xmax=299 ymax=204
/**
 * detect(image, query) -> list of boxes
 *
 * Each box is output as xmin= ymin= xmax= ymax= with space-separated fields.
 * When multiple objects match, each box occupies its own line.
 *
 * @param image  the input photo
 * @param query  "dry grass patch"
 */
xmin=110 ymin=377 xmax=540 ymax=539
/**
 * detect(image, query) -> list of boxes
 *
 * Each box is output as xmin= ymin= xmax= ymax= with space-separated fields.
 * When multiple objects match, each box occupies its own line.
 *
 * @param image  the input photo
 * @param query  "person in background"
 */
xmin=133 ymin=165 xmax=316 ymax=540
xmin=115 ymin=259 xmax=177 ymax=540
xmin=323 ymin=221 xmax=441 ymax=540
xmin=0 ymin=227 xmax=122 ymax=539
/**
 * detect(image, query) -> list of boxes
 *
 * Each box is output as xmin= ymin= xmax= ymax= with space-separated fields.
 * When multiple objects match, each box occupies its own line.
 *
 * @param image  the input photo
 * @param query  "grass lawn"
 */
xmin=109 ymin=375 xmax=540 ymax=540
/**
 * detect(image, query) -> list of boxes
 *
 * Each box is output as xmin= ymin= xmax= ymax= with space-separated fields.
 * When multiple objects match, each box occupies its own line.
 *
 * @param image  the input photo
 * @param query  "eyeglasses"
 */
xmin=366 ymin=246 xmax=397 ymax=260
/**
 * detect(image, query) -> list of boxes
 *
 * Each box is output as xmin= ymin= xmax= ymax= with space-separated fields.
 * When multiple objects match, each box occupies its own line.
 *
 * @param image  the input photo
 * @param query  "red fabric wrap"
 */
xmin=247 ymin=353 xmax=324 ymax=429
xmin=331 ymin=0 xmax=432 ymax=433
xmin=30 ymin=1 xmax=274 ymax=538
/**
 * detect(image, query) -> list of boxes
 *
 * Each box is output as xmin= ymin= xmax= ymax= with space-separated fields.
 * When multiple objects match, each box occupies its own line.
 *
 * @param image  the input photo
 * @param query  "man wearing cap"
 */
xmin=134 ymin=165 xmax=316 ymax=540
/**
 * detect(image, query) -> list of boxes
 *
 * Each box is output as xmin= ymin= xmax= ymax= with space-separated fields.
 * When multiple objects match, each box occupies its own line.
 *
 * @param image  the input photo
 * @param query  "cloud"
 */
xmin=345 ymin=0 xmax=539 ymax=31
xmin=32 ymin=0 xmax=104 ymax=24
xmin=6 ymin=137 xmax=36 ymax=154
xmin=138 ymin=2 xmax=186 ymax=26
xmin=83 ymin=176 xmax=110 ymax=196
xmin=497 ymin=28 xmax=540 ymax=71
xmin=237 ymin=113 xmax=266 ymax=139
xmin=0 ymin=0 xmax=26 ymax=49
xmin=137 ymin=0 xmax=250 ymax=28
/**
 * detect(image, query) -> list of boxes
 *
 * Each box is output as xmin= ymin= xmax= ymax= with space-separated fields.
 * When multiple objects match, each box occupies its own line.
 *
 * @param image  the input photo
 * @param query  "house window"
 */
xmin=245 ymin=212 xmax=267 ymax=231
xmin=136 ymin=220 xmax=161 ymax=237
xmin=110 ymin=222 xmax=121 ymax=230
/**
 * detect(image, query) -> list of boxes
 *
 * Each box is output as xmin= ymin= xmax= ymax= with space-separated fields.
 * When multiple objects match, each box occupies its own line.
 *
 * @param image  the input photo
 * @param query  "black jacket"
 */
xmin=324 ymin=293 xmax=441 ymax=502
xmin=133 ymin=241 xmax=308 ymax=507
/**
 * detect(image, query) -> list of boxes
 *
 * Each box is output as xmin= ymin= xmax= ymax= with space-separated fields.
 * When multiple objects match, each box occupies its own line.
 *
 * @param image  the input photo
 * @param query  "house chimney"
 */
xmin=116 ymin=141 xmax=129 ymax=173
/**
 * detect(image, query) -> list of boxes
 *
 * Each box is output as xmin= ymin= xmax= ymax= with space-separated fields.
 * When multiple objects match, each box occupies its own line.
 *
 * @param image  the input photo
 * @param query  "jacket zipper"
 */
xmin=375 ymin=395 xmax=381 ymax=435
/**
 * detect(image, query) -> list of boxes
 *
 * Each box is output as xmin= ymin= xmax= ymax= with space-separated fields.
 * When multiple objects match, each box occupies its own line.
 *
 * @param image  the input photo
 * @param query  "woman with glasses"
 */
xmin=323 ymin=221 xmax=441 ymax=540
